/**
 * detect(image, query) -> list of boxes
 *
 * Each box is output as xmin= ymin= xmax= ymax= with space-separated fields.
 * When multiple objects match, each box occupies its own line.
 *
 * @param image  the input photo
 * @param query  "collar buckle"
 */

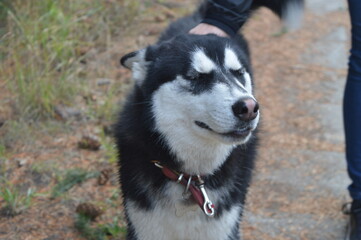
xmin=152 ymin=161 xmax=215 ymax=217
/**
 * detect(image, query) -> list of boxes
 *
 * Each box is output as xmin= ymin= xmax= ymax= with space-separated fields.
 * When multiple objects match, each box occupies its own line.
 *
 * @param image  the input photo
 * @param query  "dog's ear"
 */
xmin=120 ymin=49 xmax=149 ymax=85
xmin=120 ymin=49 xmax=144 ymax=69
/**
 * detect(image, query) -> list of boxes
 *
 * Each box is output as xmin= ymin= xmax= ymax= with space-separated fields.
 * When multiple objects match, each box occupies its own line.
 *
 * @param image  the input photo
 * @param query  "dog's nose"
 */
xmin=232 ymin=98 xmax=259 ymax=121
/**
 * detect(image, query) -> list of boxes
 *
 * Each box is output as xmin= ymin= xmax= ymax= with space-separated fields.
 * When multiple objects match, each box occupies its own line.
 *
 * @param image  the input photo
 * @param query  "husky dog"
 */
xmin=115 ymin=0 xmax=303 ymax=239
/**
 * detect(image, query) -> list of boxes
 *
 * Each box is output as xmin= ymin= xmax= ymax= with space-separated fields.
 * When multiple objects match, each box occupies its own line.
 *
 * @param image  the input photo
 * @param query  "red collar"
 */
xmin=152 ymin=161 xmax=215 ymax=217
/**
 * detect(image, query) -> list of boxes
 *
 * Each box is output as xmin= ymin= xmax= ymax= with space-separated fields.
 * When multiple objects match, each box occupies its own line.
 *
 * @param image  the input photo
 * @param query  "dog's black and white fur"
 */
xmin=115 ymin=1 xmax=303 ymax=239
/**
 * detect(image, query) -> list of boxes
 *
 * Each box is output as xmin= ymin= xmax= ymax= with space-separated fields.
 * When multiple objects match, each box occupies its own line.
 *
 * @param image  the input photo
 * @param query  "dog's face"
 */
xmin=121 ymin=34 xmax=259 ymax=146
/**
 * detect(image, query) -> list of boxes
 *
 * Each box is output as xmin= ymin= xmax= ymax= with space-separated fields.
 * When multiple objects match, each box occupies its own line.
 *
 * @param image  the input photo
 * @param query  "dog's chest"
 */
xmin=126 ymin=183 xmax=241 ymax=240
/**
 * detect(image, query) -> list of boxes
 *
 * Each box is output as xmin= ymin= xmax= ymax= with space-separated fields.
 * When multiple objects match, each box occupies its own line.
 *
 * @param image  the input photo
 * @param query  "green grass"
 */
xmin=93 ymin=86 xmax=119 ymax=122
xmin=0 ymin=186 xmax=36 ymax=216
xmin=75 ymin=214 xmax=126 ymax=240
xmin=0 ymin=119 xmax=68 ymax=151
xmin=107 ymin=189 xmax=122 ymax=208
xmin=98 ymin=217 xmax=127 ymax=238
xmin=0 ymin=143 xmax=6 ymax=158
xmin=0 ymin=144 xmax=7 ymax=176
xmin=30 ymin=161 xmax=55 ymax=174
xmin=99 ymin=129 xmax=118 ymax=164
xmin=272 ymin=27 xmax=288 ymax=37
xmin=86 ymin=79 xmax=129 ymax=123
xmin=0 ymin=0 xmax=9 ymax=38
xmin=51 ymin=168 xmax=100 ymax=198
xmin=0 ymin=120 xmax=35 ymax=150
xmin=0 ymin=0 xmax=139 ymax=119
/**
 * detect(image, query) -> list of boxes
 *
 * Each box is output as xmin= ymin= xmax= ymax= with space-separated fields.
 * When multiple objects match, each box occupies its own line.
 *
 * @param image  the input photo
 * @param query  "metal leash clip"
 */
xmin=182 ymin=176 xmax=192 ymax=200
xmin=196 ymin=175 xmax=215 ymax=217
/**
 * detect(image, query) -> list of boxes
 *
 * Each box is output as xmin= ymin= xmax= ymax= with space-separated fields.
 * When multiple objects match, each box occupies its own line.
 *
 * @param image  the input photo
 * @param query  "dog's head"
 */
xmin=121 ymin=34 xmax=259 ymax=146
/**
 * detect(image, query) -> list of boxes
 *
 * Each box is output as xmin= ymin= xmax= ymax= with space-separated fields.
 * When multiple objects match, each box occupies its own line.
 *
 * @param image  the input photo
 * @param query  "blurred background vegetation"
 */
xmin=0 ymin=0 xmax=153 ymax=238
xmin=0 ymin=0 xmax=139 ymax=120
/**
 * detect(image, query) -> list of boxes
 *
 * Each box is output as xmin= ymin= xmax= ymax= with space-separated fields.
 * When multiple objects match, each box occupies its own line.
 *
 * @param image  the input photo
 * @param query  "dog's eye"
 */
xmin=231 ymin=67 xmax=246 ymax=77
xmin=187 ymin=72 xmax=210 ymax=81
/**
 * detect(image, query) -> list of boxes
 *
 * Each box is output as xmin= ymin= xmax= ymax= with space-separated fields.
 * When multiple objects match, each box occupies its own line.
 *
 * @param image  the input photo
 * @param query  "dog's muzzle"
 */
xmin=195 ymin=121 xmax=253 ymax=139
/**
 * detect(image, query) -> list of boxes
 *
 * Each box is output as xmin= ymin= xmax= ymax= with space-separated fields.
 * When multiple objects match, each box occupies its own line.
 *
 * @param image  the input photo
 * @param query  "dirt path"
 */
xmin=242 ymin=0 xmax=350 ymax=239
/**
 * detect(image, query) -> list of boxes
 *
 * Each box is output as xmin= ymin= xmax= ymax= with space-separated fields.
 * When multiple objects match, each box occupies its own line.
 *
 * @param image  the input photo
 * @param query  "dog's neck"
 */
xmin=160 ymin=129 xmax=235 ymax=176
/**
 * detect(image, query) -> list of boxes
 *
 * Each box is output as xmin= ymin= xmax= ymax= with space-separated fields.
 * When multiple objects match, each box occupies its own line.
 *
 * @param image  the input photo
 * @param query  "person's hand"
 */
xmin=189 ymin=23 xmax=229 ymax=37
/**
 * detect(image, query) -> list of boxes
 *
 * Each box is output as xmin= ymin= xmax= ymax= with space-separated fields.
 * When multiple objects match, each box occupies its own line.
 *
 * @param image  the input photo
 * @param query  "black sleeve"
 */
xmin=202 ymin=0 xmax=252 ymax=36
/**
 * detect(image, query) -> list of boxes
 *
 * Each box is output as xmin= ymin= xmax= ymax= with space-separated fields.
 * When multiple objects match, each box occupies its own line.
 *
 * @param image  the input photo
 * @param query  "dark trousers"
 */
xmin=345 ymin=0 xmax=361 ymax=200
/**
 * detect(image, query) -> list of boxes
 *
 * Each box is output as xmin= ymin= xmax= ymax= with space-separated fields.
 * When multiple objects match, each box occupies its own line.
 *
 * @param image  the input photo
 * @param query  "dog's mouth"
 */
xmin=194 ymin=121 xmax=252 ymax=139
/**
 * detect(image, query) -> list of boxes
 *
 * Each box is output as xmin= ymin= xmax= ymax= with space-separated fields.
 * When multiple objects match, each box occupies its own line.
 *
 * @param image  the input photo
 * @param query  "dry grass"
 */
xmin=0 ymin=0 xmax=139 ymax=119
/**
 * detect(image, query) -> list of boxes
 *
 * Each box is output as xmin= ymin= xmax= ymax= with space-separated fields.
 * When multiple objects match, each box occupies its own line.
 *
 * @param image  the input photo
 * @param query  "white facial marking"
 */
xmin=152 ymin=78 xmax=233 ymax=174
xmin=233 ymin=76 xmax=247 ymax=92
xmin=192 ymin=49 xmax=216 ymax=73
xmin=224 ymin=48 xmax=253 ymax=94
xmin=243 ymin=72 xmax=252 ymax=93
xmin=131 ymin=49 xmax=149 ymax=85
xmin=224 ymin=48 xmax=242 ymax=70
xmin=152 ymin=75 xmax=259 ymax=175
